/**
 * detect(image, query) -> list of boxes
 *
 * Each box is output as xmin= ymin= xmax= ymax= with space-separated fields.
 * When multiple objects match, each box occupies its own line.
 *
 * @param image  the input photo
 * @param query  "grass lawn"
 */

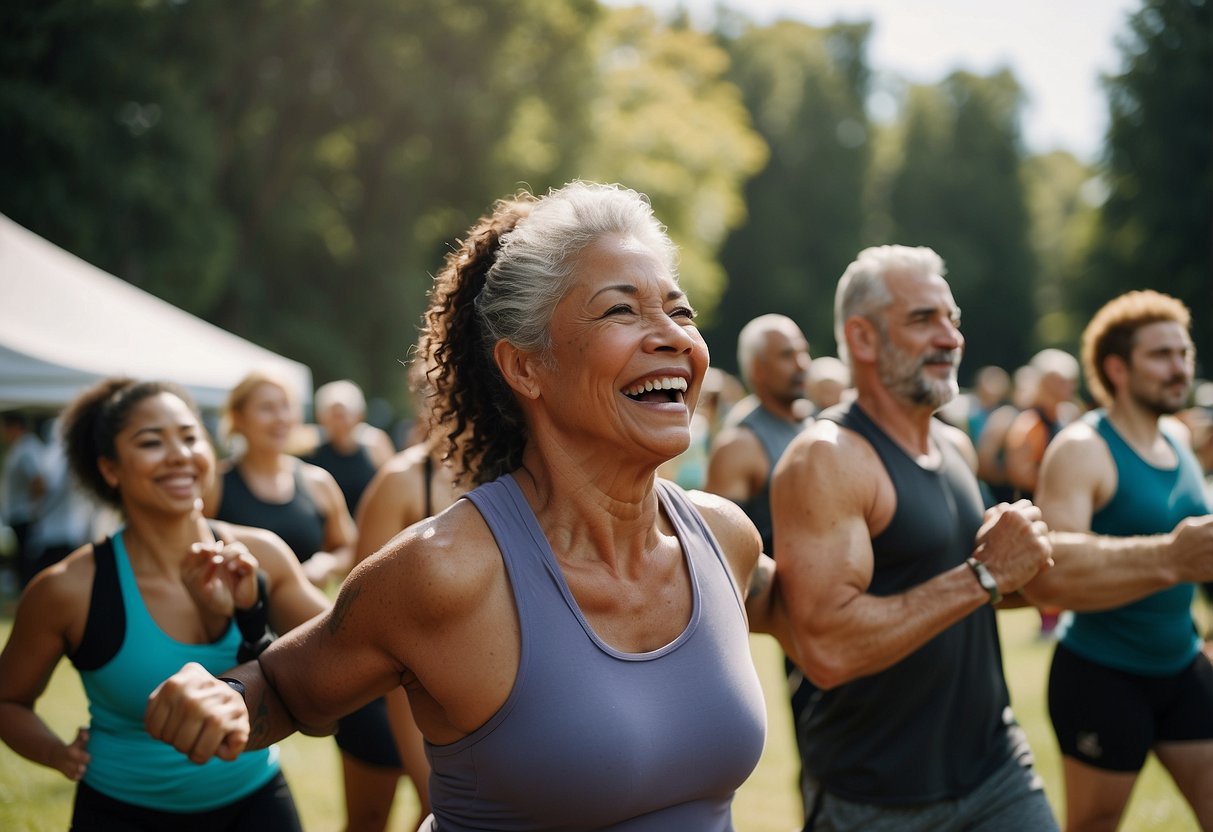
xmin=0 ymin=600 xmax=1202 ymax=831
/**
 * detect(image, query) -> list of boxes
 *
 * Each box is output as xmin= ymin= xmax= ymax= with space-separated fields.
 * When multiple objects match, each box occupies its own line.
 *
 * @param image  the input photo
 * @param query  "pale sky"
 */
xmin=603 ymin=0 xmax=1143 ymax=162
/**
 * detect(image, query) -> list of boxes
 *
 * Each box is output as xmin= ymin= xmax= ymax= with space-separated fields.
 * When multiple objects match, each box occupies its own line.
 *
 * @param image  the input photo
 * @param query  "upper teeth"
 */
xmin=622 ymin=377 xmax=688 ymax=397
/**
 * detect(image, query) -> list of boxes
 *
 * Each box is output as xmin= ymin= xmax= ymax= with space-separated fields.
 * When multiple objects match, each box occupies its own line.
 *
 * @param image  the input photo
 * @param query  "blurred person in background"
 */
xmin=658 ymin=366 xmax=741 ymax=489
xmin=805 ymin=355 xmax=851 ymax=415
xmin=0 ymin=377 xmax=327 ymax=830
xmin=304 ymin=380 xmax=396 ymax=518
xmin=27 ymin=417 xmax=103 ymax=577
xmin=963 ymin=365 xmax=1011 ymax=442
xmin=1004 ymin=348 xmax=1080 ymax=637
xmin=977 ymin=363 xmax=1041 ymax=507
xmin=706 ymin=313 xmax=811 ymax=557
xmin=1005 ymin=348 xmax=1081 ymax=502
xmin=1 ymin=410 xmax=47 ymax=588
xmin=345 ymin=365 xmax=467 ymax=830
xmin=208 ymin=371 xmax=401 ymax=832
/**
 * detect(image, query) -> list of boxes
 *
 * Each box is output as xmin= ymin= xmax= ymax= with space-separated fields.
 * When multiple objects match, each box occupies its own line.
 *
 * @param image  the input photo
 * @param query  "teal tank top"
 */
xmin=1057 ymin=411 xmax=1209 ymax=675
xmin=78 ymin=530 xmax=280 ymax=811
xmin=426 ymin=475 xmax=766 ymax=831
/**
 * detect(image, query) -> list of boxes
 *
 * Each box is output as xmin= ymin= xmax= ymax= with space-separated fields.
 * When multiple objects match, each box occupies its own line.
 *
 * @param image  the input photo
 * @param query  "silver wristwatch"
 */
xmin=966 ymin=557 xmax=1002 ymax=605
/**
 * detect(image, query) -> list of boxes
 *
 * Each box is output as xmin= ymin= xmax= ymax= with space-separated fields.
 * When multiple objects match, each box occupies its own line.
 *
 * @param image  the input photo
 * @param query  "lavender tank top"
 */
xmin=425 ymin=475 xmax=766 ymax=831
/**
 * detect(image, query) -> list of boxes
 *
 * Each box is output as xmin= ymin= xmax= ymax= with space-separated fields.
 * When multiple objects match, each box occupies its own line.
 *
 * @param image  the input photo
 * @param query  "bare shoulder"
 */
xmin=16 ymin=544 xmax=97 ymax=642
xmin=376 ymin=443 xmax=431 ymax=483
xmin=1039 ymin=419 xmax=1114 ymax=490
xmin=354 ymin=497 xmax=504 ymax=626
xmin=1046 ymin=418 xmax=1105 ymax=461
xmin=778 ymin=417 xmax=880 ymax=486
xmin=710 ymin=423 xmax=763 ymax=455
xmin=684 ymin=489 xmax=761 ymax=549
xmin=298 ymin=459 xmax=340 ymax=491
xmin=936 ymin=419 xmax=977 ymax=470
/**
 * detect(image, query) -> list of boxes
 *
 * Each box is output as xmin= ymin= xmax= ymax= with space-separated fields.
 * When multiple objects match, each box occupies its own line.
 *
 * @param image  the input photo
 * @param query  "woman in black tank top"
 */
xmin=212 ymin=371 xmax=412 ymax=832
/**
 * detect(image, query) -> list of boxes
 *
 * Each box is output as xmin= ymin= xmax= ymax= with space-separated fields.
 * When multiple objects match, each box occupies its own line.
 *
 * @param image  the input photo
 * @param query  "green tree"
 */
xmin=1022 ymin=151 xmax=1100 ymax=351
xmin=709 ymin=19 xmax=873 ymax=370
xmin=1080 ymin=0 xmax=1212 ymax=372
xmin=575 ymin=7 xmax=767 ymax=317
xmin=0 ymin=1 xmax=234 ymax=311
xmin=186 ymin=0 xmax=601 ymax=409
xmin=886 ymin=70 xmax=1037 ymax=382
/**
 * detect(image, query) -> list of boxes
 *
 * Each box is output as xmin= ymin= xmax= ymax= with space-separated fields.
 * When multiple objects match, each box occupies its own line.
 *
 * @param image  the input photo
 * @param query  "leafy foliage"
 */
xmin=887 ymin=71 xmax=1037 ymax=382
xmin=708 ymin=20 xmax=873 ymax=368
xmin=1081 ymin=0 xmax=1213 ymax=374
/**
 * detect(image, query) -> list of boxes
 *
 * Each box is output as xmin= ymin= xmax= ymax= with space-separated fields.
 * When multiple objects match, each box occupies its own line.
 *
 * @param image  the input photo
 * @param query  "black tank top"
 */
xmin=217 ymin=463 xmax=326 ymax=563
xmin=804 ymin=402 xmax=1014 ymax=803
xmin=305 ymin=440 xmax=377 ymax=513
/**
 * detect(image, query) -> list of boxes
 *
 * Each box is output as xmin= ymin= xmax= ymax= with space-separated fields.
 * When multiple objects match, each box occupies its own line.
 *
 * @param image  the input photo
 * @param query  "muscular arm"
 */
xmin=771 ymin=423 xmax=1048 ymax=690
xmin=1023 ymin=426 xmax=1213 ymax=610
xmin=148 ymin=502 xmax=523 ymax=759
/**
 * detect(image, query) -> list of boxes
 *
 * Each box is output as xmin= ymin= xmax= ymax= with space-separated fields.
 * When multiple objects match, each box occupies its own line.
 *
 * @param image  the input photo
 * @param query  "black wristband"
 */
xmin=235 ymin=571 xmax=274 ymax=663
xmin=218 ymin=677 xmax=247 ymax=697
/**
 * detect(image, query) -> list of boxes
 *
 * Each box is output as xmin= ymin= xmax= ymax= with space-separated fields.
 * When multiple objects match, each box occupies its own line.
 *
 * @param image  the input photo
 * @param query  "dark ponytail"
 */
xmin=417 ymin=196 xmax=534 ymax=485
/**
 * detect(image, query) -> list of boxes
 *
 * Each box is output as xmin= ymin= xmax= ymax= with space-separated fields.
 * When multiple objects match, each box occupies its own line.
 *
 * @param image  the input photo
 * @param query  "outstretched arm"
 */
xmin=771 ymin=423 xmax=1051 ymax=689
xmin=1024 ymin=427 xmax=1213 ymax=610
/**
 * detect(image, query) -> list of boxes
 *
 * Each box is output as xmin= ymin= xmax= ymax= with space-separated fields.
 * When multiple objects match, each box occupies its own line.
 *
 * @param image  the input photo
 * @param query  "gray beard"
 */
xmin=877 ymin=343 xmax=959 ymax=409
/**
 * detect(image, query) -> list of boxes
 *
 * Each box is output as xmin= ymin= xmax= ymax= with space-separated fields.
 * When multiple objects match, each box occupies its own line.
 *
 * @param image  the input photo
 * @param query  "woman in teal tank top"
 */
xmin=145 ymin=182 xmax=789 ymax=831
xmin=0 ymin=377 xmax=328 ymax=830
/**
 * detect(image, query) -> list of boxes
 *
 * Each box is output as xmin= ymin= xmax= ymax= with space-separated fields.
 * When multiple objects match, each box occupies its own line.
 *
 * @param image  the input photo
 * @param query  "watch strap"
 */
xmin=966 ymin=557 xmax=1002 ymax=605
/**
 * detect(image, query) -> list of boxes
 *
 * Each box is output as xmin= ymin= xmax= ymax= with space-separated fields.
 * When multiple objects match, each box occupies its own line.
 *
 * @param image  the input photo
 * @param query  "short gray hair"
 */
xmin=834 ymin=245 xmax=945 ymax=367
xmin=476 ymin=181 xmax=679 ymax=360
xmin=736 ymin=314 xmax=799 ymax=388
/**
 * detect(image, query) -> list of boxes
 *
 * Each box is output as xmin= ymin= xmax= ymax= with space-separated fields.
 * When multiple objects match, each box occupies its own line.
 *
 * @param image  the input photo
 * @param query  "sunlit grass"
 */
xmin=0 ymin=602 xmax=1202 ymax=831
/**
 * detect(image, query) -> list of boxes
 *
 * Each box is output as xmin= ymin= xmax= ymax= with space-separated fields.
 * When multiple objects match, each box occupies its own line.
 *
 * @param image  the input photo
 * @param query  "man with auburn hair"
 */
xmin=1033 ymin=290 xmax=1213 ymax=831
xmin=772 ymin=247 xmax=1213 ymax=831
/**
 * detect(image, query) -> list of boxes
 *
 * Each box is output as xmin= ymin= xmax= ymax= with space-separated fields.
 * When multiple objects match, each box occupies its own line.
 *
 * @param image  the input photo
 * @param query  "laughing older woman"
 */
xmin=146 ymin=181 xmax=787 ymax=831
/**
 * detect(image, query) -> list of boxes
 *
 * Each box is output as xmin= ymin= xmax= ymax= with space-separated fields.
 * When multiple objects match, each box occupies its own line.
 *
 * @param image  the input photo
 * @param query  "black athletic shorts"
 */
xmin=1048 ymin=642 xmax=1213 ymax=772
xmin=336 ymin=695 xmax=403 ymax=768
xmin=70 ymin=771 xmax=302 ymax=831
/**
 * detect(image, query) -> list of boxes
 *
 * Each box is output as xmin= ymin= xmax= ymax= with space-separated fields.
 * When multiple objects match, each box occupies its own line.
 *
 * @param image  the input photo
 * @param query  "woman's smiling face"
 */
xmin=532 ymin=234 xmax=709 ymax=464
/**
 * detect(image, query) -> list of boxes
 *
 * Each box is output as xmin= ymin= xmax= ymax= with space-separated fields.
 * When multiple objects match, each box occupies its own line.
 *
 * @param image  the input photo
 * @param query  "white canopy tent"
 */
xmin=0 ymin=213 xmax=312 ymax=412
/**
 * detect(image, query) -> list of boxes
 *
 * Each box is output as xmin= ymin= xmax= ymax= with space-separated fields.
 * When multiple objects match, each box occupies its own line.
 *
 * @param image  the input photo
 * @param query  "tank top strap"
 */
xmin=655 ymin=478 xmax=745 ymax=615
xmin=70 ymin=534 xmax=124 ymax=671
xmin=423 ymin=453 xmax=435 ymax=518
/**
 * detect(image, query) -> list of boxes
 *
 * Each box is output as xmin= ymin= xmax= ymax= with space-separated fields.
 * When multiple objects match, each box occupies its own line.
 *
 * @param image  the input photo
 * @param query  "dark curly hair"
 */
xmin=415 ymin=181 xmax=678 ymax=485
xmin=416 ymin=195 xmax=537 ymax=485
xmin=59 ymin=376 xmax=200 ymax=508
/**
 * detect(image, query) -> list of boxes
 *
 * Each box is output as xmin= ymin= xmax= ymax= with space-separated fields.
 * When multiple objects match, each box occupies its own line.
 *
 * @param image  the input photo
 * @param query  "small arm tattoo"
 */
xmin=248 ymin=693 xmax=272 ymax=749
